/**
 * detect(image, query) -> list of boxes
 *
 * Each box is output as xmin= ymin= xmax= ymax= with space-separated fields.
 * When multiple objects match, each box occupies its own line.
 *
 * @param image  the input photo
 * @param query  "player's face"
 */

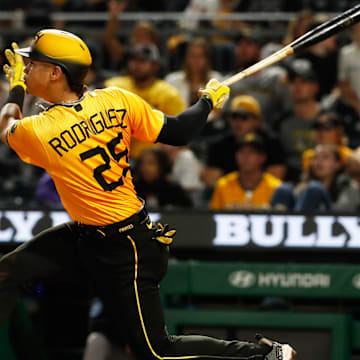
xmin=23 ymin=59 xmax=56 ymax=99
xmin=235 ymin=145 xmax=266 ymax=173
xmin=128 ymin=57 xmax=158 ymax=82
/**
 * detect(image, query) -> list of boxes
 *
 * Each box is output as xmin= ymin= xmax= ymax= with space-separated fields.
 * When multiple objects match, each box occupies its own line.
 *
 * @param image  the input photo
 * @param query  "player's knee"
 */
xmin=131 ymin=334 xmax=174 ymax=360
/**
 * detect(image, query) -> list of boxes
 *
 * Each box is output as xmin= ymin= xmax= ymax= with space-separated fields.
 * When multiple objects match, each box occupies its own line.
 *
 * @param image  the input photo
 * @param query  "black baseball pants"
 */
xmin=0 ymin=211 xmax=270 ymax=360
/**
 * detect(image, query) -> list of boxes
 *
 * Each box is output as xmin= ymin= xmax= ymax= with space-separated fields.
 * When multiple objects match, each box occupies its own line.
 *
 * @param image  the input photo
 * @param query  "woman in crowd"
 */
xmin=165 ymin=37 xmax=223 ymax=106
xmin=295 ymin=144 xmax=349 ymax=211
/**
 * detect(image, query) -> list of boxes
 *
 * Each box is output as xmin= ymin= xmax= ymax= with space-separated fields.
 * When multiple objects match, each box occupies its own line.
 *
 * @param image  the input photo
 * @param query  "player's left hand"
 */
xmin=3 ymin=42 xmax=27 ymax=92
xmin=152 ymin=223 xmax=176 ymax=245
xmin=198 ymin=79 xmax=230 ymax=110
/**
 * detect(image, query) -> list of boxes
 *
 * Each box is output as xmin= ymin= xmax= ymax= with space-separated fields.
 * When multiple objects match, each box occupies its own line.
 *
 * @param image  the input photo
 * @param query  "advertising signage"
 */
xmin=0 ymin=209 xmax=360 ymax=251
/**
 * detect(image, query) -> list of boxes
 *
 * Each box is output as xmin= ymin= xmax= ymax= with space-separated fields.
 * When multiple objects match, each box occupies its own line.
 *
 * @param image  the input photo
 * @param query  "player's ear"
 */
xmin=50 ymin=65 xmax=63 ymax=81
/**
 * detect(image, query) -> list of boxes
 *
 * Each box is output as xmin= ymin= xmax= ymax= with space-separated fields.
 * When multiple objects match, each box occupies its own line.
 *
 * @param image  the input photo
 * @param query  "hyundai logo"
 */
xmin=228 ymin=271 xmax=256 ymax=288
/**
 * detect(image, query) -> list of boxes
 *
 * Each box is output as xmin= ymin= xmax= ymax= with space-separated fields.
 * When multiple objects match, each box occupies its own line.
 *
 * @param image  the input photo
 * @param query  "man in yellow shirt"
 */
xmin=211 ymin=133 xmax=283 ymax=210
xmin=105 ymin=44 xmax=186 ymax=159
xmin=0 ymin=30 xmax=294 ymax=360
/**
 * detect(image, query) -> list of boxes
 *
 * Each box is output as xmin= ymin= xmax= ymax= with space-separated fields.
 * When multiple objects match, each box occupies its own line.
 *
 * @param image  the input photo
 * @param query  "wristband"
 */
xmin=6 ymin=85 xmax=25 ymax=111
xmin=201 ymin=95 xmax=213 ymax=111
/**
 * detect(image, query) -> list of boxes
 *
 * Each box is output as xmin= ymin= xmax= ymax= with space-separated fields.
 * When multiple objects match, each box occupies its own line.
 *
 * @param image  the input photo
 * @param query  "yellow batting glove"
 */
xmin=153 ymin=223 xmax=176 ymax=245
xmin=198 ymin=79 xmax=230 ymax=110
xmin=3 ymin=42 xmax=27 ymax=92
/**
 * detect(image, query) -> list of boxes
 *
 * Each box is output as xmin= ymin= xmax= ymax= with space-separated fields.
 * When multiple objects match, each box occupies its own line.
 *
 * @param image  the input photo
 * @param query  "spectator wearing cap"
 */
xmin=203 ymin=94 xmax=286 ymax=193
xmin=210 ymin=133 xmax=291 ymax=210
xmin=279 ymin=58 xmax=321 ymax=182
xmin=105 ymin=44 xmax=186 ymax=159
xmin=302 ymin=111 xmax=352 ymax=173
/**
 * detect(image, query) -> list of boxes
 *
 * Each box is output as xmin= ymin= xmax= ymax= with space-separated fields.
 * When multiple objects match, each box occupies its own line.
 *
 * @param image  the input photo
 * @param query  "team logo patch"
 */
xmin=9 ymin=123 xmax=18 ymax=135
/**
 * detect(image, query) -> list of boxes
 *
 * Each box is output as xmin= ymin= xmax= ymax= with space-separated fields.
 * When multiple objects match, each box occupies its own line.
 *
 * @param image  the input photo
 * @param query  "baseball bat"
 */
xmin=223 ymin=5 xmax=360 ymax=87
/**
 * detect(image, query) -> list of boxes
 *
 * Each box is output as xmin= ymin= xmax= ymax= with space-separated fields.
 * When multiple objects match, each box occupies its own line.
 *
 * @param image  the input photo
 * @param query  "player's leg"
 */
xmin=82 ymin=222 xmax=272 ymax=360
xmin=0 ymin=222 xmax=80 ymax=327
xmin=124 ymin=280 xmax=270 ymax=359
xmin=121 ymin=233 xmax=271 ymax=359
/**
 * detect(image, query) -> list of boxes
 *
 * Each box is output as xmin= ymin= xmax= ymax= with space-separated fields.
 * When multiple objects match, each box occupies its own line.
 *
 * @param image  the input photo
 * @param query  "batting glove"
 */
xmin=255 ymin=334 xmax=296 ymax=360
xmin=3 ymin=43 xmax=27 ymax=92
xmin=153 ymin=223 xmax=176 ymax=245
xmin=198 ymin=78 xmax=230 ymax=110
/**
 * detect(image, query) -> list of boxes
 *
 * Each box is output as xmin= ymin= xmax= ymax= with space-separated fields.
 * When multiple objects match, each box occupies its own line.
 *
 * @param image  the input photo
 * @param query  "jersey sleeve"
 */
xmin=122 ymin=89 xmax=165 ymax=143
xmin=6 ymin=115 xmax=47 ymax=167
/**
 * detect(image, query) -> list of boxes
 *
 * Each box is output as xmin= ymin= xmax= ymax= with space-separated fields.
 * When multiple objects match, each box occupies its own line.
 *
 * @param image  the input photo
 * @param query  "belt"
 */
xmin=78 ymin=204 xmax=150 ymax=238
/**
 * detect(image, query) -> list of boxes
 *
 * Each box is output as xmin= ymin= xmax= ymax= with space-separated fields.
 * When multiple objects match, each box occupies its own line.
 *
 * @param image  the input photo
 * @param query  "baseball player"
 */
xmin=0 ymin=29 xmax=295 ymax=360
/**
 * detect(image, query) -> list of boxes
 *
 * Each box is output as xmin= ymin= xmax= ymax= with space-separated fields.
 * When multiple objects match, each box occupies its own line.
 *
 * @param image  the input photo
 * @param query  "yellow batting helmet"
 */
xmin=15 ymin=29 xmax=92 ymax=86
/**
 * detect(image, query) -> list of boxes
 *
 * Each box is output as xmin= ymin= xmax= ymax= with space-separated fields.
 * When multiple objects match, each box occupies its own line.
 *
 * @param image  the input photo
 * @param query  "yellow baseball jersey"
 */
xmin=302 ymin=145 xmax=353 ymax=172
xmin=104 ymin=76 xmax=186 ymax=158
xmin=7 ymin=87 xmax=165 ymax=225
xmin=210 ymin=171 xmax=282 ymax=210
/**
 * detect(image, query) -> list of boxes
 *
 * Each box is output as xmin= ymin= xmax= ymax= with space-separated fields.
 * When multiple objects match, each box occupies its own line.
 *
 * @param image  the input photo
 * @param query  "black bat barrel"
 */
xmin=292 ymin=8 xmax=360 ymax=52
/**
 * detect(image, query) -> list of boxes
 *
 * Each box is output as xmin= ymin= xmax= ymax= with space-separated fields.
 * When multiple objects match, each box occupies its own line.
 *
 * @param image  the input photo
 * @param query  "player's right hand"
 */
xmin=152 ymin=223 xmax=176 ymax=245
xmin=3 ymin=42 xmax=26 ymax=92
xmin=198 ymin=79 xmax=230 ymax=110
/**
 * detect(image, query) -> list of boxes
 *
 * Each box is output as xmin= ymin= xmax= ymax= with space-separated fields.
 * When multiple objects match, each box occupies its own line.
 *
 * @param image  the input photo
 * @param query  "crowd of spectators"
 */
xmin=1 ymin=1 xmax=360 ymax=213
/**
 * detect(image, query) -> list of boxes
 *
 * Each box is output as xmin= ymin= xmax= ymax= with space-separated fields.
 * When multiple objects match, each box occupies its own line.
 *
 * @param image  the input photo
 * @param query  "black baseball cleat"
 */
xmin=255 ymin=334 xmax=296 ymax=360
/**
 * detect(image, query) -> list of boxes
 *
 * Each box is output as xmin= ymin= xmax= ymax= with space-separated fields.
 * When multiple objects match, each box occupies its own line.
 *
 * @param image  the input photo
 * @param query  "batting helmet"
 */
xmin=15 ymin=29 xmax=92 ymax=86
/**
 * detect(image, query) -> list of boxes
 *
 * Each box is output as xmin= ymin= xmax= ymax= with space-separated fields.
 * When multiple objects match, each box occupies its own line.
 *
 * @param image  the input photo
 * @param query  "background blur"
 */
xmin=1 ymin=1 xmax=360 ymax=359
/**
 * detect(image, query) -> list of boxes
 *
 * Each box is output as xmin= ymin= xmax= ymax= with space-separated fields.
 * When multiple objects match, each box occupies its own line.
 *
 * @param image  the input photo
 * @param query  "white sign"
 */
xmin=0 ymin=210 xmax=160 ymax=242
xmin=213 ymin=214 xmax=360 ymax=248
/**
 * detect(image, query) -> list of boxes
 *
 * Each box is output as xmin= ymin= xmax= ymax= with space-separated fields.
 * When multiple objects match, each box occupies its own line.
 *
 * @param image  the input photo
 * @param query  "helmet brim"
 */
xmin=14 ymin=47 xmax=32 ymax=58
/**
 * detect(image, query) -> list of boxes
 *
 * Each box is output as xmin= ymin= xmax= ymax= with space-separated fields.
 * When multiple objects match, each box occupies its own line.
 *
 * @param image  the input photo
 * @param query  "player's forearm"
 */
xmin=156 ymin=96 xmax=212 ymax=146
xmin=0 ymin=103 xmax=21 ymax=144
